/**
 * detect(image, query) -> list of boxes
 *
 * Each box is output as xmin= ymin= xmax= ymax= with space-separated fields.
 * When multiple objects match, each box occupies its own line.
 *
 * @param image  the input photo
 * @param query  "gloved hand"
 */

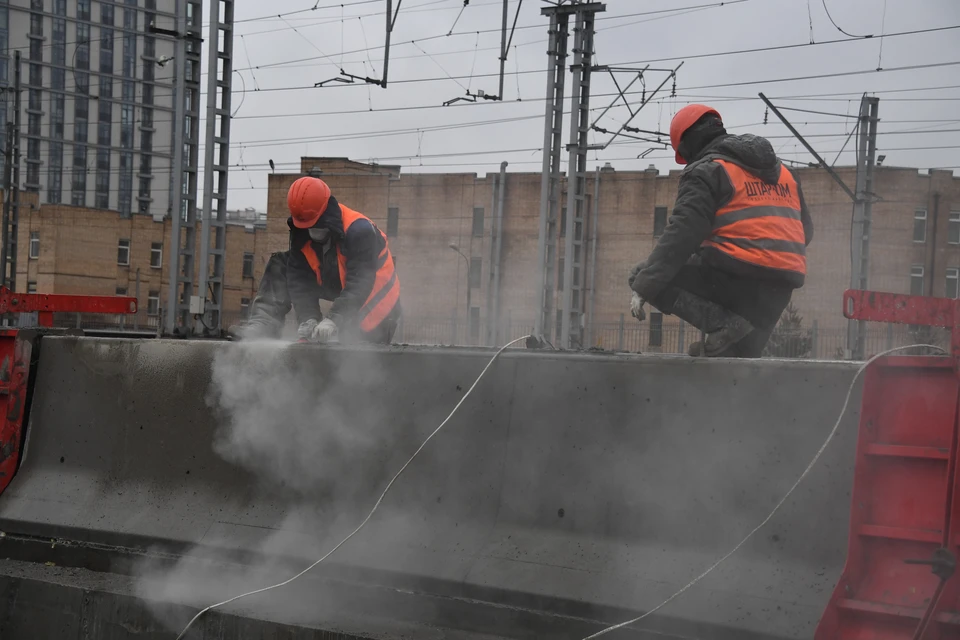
xmin=311 ymin=318 xmax=339 ymax=343
xmin=297 ymin=319 xmax=319 ymax=342
xmin=630 ymin=292 xmax=646 ymax=322
xmin=628 ymin=260 xmax=646 ymax=291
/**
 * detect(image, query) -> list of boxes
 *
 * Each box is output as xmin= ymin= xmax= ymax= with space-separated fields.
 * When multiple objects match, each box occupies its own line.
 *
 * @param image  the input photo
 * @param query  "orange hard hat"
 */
xmin=287 ymin=176 xmax=331 ymax=228
xmin=670 ymin=104 xmax=721 ymax=165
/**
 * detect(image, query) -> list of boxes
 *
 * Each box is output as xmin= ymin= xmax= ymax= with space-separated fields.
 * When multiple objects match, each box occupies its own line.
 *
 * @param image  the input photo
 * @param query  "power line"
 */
xmin=238 ymin=0 xmax=752 ymax=72
xmin=821 ymin=0 xmax=872 ymax=38
xmin=233 ymin=0 xmax=385 ymax=25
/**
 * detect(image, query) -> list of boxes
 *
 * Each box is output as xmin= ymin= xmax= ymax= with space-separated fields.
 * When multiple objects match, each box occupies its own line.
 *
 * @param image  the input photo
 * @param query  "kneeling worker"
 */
xmin=628 ymin=104 xmax=813 ymax=357
xmin=230 ymin=176 xmax=401 ymax=344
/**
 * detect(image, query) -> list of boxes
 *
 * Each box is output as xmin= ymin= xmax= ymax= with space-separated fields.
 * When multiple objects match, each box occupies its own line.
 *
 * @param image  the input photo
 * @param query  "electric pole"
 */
xmin=8 ymin=50 xmax=20 ymax=292
xmin=1 ymin=121 xmax=13 ymax=290
xmin=159 ymin=2 xmax=203 ymax=335
xmin=534 ymin=1 xmax=605 ymax=346
xmin=848 ymin=96 xmax=879 ymax=360
xmin=195 ymin=0 xmax=235 ymax=336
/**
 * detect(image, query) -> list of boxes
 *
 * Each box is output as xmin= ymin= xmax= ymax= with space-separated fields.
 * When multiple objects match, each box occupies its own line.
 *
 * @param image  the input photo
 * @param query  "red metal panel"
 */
xmin=0 ymin=287 xmax=137 ymax=316
xmin=0 ymin=288 xmax=138 ymax=496
xmin=843 ymin=290 xmax=960 ymax=360
xmin=817 ymin=291 xmax=960 ymax=639
xmin=0 ymin=330 xmax=34 ymax=497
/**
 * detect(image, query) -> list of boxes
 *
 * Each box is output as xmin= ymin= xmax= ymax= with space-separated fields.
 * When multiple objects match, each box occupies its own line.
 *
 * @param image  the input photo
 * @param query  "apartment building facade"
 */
xmin=1 ymin=0 xmax=177 ymax=217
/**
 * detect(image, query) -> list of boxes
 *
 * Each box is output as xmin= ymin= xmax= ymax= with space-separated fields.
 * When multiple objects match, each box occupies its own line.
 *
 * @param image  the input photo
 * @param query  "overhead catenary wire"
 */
xmin=821 ymin=0 xmax=872 ymax=39
xmin=174 ymin=333 xmax=534 ymax=640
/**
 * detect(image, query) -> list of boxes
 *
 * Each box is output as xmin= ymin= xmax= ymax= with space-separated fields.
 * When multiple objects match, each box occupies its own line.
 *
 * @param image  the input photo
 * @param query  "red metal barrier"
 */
xmin=0 ymin=288 xmax=137 ymax=496
xmin=816 ymin=291 xmax=960 ymax=640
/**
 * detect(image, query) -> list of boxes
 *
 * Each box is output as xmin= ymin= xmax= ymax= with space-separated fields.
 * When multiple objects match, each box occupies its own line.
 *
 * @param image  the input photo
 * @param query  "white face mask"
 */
xmin=308 ymin=228 xmax=331 ymax=243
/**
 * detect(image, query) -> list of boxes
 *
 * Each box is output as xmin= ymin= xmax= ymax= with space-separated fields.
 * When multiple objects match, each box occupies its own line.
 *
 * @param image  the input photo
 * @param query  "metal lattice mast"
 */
xmin=559 ymin=4 xmax=600 ymax=350
xmin=164 ymin=0 xmax=202 ymax=335
xmin=534 ymin=6 xmax=569 ymax=342
xmin=196 ymin=0 xmax=234 ymax=335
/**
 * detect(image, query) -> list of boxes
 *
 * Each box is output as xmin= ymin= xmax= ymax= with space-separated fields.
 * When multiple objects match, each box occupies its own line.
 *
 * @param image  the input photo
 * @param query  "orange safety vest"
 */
xmin=702 ymin=159 xmax=807 ymax=276
xmin=300 ymin=206 xmax=400 ymax=333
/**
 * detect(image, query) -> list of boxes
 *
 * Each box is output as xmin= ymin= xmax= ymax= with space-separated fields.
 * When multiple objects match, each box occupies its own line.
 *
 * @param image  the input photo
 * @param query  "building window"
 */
xmin=472 ymin=207 xmax=484 ymax=237
xmin=29 ymin=231 xmax=39 ymax=259
xmin=949 ymin=213 xmax=960 ymax=245
xmin=119 ymin=152 xmax=133 ymax=216
xmin=115 ymin=287 xmax=127 ymax=296
xmin=469 ymin=306 xmax=480 ymax=342
xmin=653 ymin=206 xmax=668 ymax=238
xmin=242 ymin=252 xmax=254 ymax=278
xmin=117 ymin=239 xmax=130 ymax=266
xmin=78 ymin=0 xmax=91 ymax=21
xmin=910 ymin=265 xmax=924 ymax=296
xmin=649 ymin=312 xmax=664 ymax=347
xmin=147 ymin=291 xmax=160 ymax=317
xmin=240 ymin=297 xmax=250 ymax=317
xmin=948 ymin=268 xmax=959 ymax=300
xmin=26 ymin=281 xmax=36 ymax=294
xmin=386 ymin=207 xmax=399 ymax=237
xmin=150 ymin=242 xmax=162 ymax=269
xmin=469 ymin=257 xmax=482 ymax=289
xmin=914 ymin=209 xmax=927 ymax=243
xmin=72 ymin=144 xmax=87 ymax=206
xmin=96 ymin=148 xmax=110 ymax=209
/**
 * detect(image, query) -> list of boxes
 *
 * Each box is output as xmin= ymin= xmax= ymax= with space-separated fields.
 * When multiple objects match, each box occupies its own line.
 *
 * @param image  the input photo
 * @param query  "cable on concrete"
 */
xmin=174 ymin=334 xmax=531 ymax=639
xmin=581 ymin=343 xmax=948 ymax=639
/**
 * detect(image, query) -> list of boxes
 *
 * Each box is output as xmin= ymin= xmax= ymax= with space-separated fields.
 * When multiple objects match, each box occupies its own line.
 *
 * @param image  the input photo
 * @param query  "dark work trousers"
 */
xmin=650 ymin=260 xmax=794 ymax=358
xmin=246 ymin=251 xmax=399 ymax=345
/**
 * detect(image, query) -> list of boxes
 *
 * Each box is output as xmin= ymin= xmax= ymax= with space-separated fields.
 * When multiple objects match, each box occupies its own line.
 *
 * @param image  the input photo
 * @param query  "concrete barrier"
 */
xmin=0 ymin=337 xmax=861 ymax=639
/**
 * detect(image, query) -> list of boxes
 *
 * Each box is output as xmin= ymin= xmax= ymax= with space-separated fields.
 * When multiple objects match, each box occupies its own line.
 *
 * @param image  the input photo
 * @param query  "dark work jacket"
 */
xmin=631 ymin=134 xmax=814 ymax=300
xmin=286 ymin=195 xmax=392 ymax=329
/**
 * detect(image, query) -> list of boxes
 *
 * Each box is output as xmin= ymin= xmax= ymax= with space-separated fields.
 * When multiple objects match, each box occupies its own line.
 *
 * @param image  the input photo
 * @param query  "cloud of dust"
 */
xmin=132 ymin=338 xmax=421 ymax=632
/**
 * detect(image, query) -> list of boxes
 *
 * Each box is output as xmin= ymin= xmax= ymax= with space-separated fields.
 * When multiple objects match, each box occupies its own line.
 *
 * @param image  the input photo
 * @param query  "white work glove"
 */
xmin=297 ymin=319 xmax=319 ymax=341
xmin=630 ymin=292 xmax=647 ymax=322
xmin=311 ymin=318 xmax=339 ymax=343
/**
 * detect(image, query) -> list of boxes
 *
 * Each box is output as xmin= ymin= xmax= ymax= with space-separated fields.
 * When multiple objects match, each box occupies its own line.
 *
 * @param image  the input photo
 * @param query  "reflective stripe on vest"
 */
xmin=300 ymin=205 xmax=400 ymax=332
xmin=702 ymin=159 xmax=807 ymax=276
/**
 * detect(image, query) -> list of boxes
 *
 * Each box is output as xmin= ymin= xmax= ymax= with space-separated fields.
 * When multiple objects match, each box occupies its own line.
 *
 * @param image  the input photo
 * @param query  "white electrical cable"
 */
xmin=581 ymin=343 xmax=948 ymax=639
xmin=175 ymin=335 xmax=531 ymax=639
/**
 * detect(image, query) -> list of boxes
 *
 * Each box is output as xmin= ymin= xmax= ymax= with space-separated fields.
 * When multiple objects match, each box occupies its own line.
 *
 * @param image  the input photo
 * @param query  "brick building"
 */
xmin=263 ymin=157 xmax=959 ymax=355
xmin=12 ymin=197 xmax=266 ymax=328
xmin=8 ymin=155 xmax=959 ymax=356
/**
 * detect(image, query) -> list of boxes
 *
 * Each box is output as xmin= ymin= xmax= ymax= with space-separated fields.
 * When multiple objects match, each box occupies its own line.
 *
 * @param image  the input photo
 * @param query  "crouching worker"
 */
xmin=628 ymin=104 xmax=813 ymax=357
xmin=229 ymin=177 xmax=401 ymax=344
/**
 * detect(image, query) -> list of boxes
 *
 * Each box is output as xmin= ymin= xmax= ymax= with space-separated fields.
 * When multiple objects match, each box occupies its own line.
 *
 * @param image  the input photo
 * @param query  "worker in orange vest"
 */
xmin=628 ymin=104 xmax=813 ymax=357
xmin=229 ymin=176 xmax=401 ymax=343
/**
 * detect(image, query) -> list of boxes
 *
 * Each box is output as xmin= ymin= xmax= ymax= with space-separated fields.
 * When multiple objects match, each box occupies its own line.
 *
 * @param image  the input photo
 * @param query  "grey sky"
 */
xmin=208 ymin=0 xmax=960 ymax=211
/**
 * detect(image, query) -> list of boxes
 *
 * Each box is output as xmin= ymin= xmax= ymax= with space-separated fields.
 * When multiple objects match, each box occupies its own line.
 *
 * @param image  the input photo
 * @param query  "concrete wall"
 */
xmin=0 ymin=337 xmax=864 ymax=638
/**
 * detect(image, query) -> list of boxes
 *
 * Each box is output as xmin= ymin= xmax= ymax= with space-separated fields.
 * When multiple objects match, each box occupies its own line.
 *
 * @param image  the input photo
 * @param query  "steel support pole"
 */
xmin=534 ymin=9 xmax=567 ymax=341
xmin=559 ymin=7 xmax=597 ymax=349
xmin=492 ymin=160 xmax=507 ymax=344
xmin=1 ymin=121 xmax=12 ymax=290
xmin=848 ymin=96 xmax=879 ymax=359
xmin=856 ymin=97 xmax=879 ymax=359
xmin=9 ymin=51 xmax=20 ymax=293
xmin=586 ymin=166 xmax=600 ymax=347
xmin=196 ymin=0 xmax=234 ymax=335
xmin=165 ymin=1 xmax=188 ymax=334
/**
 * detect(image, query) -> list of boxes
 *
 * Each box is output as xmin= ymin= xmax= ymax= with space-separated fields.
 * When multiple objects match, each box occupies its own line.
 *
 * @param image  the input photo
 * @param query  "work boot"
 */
xmin=669 ymin=291 xmax=754 ymax=357
xmin=226 ymin=320 xmax=279 ymax=341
